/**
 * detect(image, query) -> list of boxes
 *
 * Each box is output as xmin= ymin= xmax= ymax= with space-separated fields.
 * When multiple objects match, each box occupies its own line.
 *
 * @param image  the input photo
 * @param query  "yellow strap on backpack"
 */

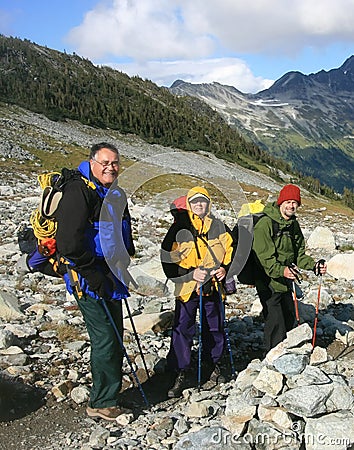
xmin=238 ymin=199 xmax=264 ymax=218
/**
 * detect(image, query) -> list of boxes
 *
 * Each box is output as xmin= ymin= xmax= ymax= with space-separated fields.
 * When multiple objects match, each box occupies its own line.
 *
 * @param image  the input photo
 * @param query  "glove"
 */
xmin=288 ymin=263 xmax=302 ymax=283
xmin=313 ymin=259 xmax=326 ymax=276
xmin=223 ymin=277 xmax=237 ymax=295
xmin=80 ymin=269 xmax=113 ymax=299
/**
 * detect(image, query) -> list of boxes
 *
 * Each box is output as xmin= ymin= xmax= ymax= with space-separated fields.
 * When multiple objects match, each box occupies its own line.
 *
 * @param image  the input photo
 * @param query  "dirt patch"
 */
xmin=327 ymin=341 xmax=354 ymax=360
xmin=0 ymin=398 xmax=88 ymax=450
xmin=0 ymin=350 xmax=260 ymax=449
xmin=0 ymin=370 xmax=177 ymax=450
xmin=0 ymin=373 xmax=88 ymax=449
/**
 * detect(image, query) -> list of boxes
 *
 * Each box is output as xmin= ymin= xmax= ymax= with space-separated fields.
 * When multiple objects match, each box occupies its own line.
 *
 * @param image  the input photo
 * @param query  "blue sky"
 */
xmin=1 ymin=0 xmax=353 ymax=93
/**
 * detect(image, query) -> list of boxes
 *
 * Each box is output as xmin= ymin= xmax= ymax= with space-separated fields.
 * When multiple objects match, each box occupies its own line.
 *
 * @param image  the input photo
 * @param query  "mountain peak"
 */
xmin=170 ymin=79 xmax=186 ymax=89
xmin=168 ymin=56 xmax=354 ymax=193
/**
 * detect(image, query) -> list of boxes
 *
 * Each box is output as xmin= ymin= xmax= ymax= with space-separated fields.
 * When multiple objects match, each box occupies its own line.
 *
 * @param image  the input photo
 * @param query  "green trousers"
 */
xmin=76 ymin=293 xmax=124 ymax=408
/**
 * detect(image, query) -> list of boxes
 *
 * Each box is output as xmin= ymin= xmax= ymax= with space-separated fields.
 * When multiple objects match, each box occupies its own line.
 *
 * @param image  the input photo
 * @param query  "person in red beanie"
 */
xmin=251 ymin=184 xmax=327 ymax=352
xmin=277 ymin=184 xmax=301 ymax=206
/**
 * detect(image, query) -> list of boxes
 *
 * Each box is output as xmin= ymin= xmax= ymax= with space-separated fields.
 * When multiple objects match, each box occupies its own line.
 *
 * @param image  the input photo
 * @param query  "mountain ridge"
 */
xmin=258 ymin=55 xmax=354 ymax=96
xmin=0 ymin=35 xmax=353 ymax=203
xmin=169 ymin=56 xmax=354 ymax=192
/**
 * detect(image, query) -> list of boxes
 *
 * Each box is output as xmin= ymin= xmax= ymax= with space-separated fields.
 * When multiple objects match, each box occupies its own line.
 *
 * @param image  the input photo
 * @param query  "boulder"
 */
xmin=327 ymin=253 xmax=354 ymax=280
xmin=307 ymin=226 xmax=336 ymax=250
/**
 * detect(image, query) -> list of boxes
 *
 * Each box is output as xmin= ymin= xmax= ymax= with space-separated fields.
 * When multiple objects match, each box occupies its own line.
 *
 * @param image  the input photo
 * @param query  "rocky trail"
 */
xmin=0 ymin=107 xmax=354 ymax=449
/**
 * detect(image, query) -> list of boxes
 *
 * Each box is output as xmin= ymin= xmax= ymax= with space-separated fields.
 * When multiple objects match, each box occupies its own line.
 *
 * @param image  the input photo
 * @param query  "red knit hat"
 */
xmin=277 ymin=184 xmax=301 ymax=206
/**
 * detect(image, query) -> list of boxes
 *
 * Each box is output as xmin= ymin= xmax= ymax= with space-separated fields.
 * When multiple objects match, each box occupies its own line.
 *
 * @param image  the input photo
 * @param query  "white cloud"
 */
xmin=110 ymin=57 xmax=274 ymax=93
xmin=66 ymin=0 xmax=354 ymax=92
xmin=184 ymin=0 xmax=354 ymax=53
xmin=67 ymin=0 xmax=354 ymax=59
xmin=66 ymin=0 xmax=214 ymax=60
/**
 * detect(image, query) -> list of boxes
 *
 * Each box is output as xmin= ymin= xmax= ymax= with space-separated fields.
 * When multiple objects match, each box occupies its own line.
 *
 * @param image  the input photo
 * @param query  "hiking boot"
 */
xmin=86 ymin=405 xmax=132 ymax=421
xmin=209 ymin=364 xmax=226 ymax=384
xmin=167 ymin=371 xmax=187 ymax=398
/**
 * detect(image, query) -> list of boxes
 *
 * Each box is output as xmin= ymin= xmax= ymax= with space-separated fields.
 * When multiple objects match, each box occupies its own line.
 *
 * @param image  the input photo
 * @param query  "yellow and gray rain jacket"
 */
xmin=161 ymin=187 xmax=235 ymax=302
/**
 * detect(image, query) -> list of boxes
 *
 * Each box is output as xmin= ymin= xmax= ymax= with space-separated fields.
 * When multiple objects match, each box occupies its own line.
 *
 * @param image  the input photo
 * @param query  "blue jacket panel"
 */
xmin=54 ymin=161 xmax=134 ymax=300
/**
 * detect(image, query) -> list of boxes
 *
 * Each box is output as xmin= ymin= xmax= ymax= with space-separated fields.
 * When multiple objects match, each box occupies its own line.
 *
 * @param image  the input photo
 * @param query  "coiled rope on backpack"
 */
xmin=30 ymin=170 xmax=96 ymax=242
xmin=37 ymin=172 xmax=60 ymax=190
xmin=30 ymin=208 xmax=57 ymax=240
xmin=30 ymin=172 xmax=61 ymax=241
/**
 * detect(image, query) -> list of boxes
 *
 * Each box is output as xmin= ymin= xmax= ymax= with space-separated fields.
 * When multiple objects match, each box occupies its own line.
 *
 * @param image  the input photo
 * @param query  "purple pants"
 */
xmin=167 ymin=292 xmax=225 ymax=370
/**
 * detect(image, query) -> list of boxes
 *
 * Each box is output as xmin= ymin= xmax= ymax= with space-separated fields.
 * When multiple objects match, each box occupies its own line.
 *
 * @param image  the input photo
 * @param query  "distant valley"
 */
xmin=169 ymin=56 xmax=354 ymax=192
xmin=0 ymin=35 xmax=353 ymax=199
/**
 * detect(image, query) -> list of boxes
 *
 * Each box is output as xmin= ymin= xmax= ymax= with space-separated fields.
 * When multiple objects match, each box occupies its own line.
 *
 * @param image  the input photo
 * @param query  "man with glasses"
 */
xmin=55 ymin=142 xmax=135 ymax=421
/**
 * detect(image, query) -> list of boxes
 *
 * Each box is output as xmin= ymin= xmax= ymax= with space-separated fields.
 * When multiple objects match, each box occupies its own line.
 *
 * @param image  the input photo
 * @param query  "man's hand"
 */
xmin=80 ymin=269 xmax=114 ymax=299
xmin=284 ymin=264 xmax=302 ymax=281
xmin=314 ymin=259 xmax=327 ymax=276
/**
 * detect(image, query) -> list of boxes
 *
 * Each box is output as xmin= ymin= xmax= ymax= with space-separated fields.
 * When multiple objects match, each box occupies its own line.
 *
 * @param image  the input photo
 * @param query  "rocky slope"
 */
xmin=0 ymin=109 xmax=354 ymax=449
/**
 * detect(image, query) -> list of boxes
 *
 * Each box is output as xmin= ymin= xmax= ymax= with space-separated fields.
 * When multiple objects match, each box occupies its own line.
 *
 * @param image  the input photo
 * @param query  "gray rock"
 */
xmin=123 ymin=311 xmax=174 ymax=334
xmin=252 ymin=366 xmax=284 ymax=396
xmin=174 ymin=417 xmax=189 ymax=435
xmin=327 ymin=253 xmax=354 ymax=280
xmin=0 ymin=328 xmax=16 ymax=349
xmin=273 ymin=353 xmax=309 ymax=376
xmin=304 ymin=287 xmax=333 ymax=309
xmin=185 ymin=401 xmax=210 ymax=418
xmin=0 ymin=291 xmax=24 ymax=320
xmin=235 ymin=359 xmax=263 ymax=391
xmin=285 ymin=323 xmax=313 ymax=348
xmin=174 ymin=426 xmax=247 ymax=449
xmin=277 ymin=384 xmax=333 ymax=417
xmin=307 ymin=226 xmax=336 ymax=251
xmin=325 ymin=380 xmax=354 ymax=412
xmin=5 ymin=323 xmax=37 ymax=339
xmin=247 ymin=418 xmax=299 ymax=449
xmin=0 ymin=346 xmax=28 ymax=368
xmin=287 ymin=365 xmax=331 ymax=388
xmin=70 ymin=386 xmax=90 ymax=404
xmin=88 ymin=425 xmax=110 ymax=447
xmin=225 ymin=392 xmax=257 ymax=420
xmin=305 ymin=411 xmax=354 ymax=450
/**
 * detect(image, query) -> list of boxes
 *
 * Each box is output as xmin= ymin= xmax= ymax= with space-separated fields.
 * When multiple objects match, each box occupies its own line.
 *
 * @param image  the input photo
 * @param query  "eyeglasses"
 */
xmin=93 ymin=158 xmax=119 ymax=169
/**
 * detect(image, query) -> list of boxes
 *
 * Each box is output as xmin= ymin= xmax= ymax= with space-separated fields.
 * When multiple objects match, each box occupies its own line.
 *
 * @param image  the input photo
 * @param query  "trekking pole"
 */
xmin=312 ymin=275 xmax=322 ymax=349
xmin=289 ymin=265 xmax=301 ymax=327
xmin=292 ymin=281 xmax=301 ymax=327
xmin=216 ymin=281 xmax=236 ymax=378
xmin=100 ymin=298 xmax=150 ymax=408
xmin=198 ymin=283 xmax=203 ymax=392
xmin=123 ymin=298 xmax=151 ymax=380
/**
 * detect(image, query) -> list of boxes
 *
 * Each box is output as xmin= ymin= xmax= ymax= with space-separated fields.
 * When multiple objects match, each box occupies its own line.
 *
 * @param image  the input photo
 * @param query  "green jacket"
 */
xmin=252 ymin=202 xmax=314 ymax=292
